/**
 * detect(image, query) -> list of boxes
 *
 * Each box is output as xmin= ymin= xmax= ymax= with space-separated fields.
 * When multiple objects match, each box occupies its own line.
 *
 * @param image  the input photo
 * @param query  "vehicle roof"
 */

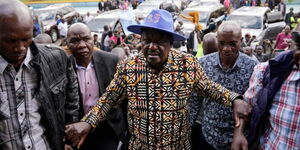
xmin=230 ymin=6 xmax=270 ymax=16
xmin=184 ymin=4 xmax=223 ymax=12
xmin=36 ymin=3 xmax=71 ymax=11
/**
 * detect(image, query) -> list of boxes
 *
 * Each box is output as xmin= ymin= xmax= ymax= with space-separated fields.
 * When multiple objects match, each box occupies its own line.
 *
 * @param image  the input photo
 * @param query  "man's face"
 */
xmin=256 ymin=46 xmax=263 ymax=55
xmin=0 ymin=16 xmax=33 ymax=67
xmin=217 ymin=30 xmax=241 ymax=61
xmin=67 ymin=27 xmax=94 ymax=61
xmin=141 ymin=29 xmax=172 ymax=69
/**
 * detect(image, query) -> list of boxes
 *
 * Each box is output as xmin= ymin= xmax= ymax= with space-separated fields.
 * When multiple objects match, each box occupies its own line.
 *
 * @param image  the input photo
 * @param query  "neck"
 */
xmin=220 ymin=56 xmax=237 ymax=69
xmin=76 ymin=58 xmax=91 ymax=68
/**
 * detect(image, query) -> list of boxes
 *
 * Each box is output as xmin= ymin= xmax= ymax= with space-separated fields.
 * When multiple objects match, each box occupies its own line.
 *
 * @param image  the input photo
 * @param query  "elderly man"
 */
xmin=191 ymin=21 xmax=259 ymax=150
xmin=67 ymin=23 xmax=127 ymax=150
xmin=65 ymin=9 xmax=251 ymax=150
xmin=0 ymin=0 xmax=79 ymax=150
xmin=242 ymin=24 xmax=300 ymax=150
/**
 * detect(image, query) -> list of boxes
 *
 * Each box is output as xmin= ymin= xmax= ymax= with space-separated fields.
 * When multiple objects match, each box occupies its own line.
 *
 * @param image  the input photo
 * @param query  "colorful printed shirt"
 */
xmin=191 ymin=52 xmax=258 ymax=149
xmin=244 ymin=62 xmax=300 ymax=150
xmin=82 ymin=49 xmax=240 ymax=149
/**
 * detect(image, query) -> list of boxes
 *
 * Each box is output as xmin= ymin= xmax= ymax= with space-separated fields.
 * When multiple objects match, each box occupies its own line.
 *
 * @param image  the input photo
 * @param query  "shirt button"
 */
xmin=89 ymin=94 xmax=91 ymax=97
xmin=20 ymin=113 xmax=23 ymax=116
xmin=87 ymin=82 xmax=89 ymax=84
xmin=15 ymin=78 xmax=19 ymax=81
xmin=27 ymin=146 xmax=31 ymax=149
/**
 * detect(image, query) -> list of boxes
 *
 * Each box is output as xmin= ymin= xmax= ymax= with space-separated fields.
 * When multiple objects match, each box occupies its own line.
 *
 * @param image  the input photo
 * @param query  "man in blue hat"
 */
xmin=65 ymin=9 xmax=251 ymax=149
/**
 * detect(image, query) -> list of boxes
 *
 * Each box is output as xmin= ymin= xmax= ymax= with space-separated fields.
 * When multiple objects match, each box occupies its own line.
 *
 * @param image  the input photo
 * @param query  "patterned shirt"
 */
xmin=192 ymin=52 xmax=258 ymax=149
xmin=0 ymin=49 xmax=50 ymax=150
xmin=244 ymin=62 xmax=300 ymax=150
xmin=82 ymin=49 xmax=240 ymax=149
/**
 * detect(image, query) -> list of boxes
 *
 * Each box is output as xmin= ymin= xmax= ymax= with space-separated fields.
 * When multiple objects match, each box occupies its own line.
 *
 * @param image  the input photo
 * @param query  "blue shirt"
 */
xmin=191 ymin=52 xmax=258 ymax=149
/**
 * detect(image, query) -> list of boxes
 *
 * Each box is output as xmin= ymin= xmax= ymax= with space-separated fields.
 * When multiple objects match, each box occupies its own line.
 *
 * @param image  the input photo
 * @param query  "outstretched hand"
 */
xmin=65 ymin=122 xmax=92 ymax=149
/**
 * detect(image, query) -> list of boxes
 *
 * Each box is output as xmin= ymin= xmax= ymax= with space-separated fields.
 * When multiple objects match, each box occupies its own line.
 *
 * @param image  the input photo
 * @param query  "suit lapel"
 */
xmin=92 ymin=52 xmax=106 ymax=95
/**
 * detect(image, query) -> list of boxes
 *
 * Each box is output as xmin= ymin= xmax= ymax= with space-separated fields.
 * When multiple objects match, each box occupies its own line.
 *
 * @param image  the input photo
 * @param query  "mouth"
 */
xmin=147 ymin=50 xmax=160 ymax=58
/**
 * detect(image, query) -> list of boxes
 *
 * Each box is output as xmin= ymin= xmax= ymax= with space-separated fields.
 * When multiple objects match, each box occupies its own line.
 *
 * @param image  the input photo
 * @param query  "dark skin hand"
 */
xmin=231 ymin=118 xmax=248 ymax=150
xmin=65 ymin=122 xmax=91 ymax=149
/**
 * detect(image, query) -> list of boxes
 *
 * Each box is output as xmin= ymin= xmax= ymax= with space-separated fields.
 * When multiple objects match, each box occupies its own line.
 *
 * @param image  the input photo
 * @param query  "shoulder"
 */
xmin=239 ymin=52 xmax=259 ymax=66
xmin=198 ymin=52 xmax=218 ymax=63
xmin=37 ymin=44 xmax=68 ymax=60
xmin=93 ymin=50 xmax=118 ymax=60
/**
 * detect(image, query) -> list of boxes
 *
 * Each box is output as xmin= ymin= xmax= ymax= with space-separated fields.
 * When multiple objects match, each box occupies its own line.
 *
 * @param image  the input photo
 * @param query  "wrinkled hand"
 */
xmin=65 ymin=122 xmax=92 ymax=149
xmin=231 ymin=130 xmax=248 ymax=150
xmin=64 ymin=144 xmax=73 ymax=150
xmin=233 ymin=99 xmax=252 ymax=127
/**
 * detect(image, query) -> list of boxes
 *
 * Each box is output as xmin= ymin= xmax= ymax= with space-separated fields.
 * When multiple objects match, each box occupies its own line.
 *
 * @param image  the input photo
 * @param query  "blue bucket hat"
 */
xmin=127 ymin=9 xmax=186 ymax=41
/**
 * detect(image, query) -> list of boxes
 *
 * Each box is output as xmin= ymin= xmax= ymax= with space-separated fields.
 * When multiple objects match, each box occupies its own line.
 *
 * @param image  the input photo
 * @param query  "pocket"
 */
xmin=50 ymin=76 xmax=67 ymax=110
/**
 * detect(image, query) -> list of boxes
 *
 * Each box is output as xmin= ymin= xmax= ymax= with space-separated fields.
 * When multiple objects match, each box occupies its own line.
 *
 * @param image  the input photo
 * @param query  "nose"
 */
xmin=149 ymin=42 xmax=158 ymax=50
xmin=77 ymin=40 xmax=87 ymax=49
xmin=14 ymin=41 xmax=27 ymax=53
xmin=222 ymin=45 xmax=232 ymax=52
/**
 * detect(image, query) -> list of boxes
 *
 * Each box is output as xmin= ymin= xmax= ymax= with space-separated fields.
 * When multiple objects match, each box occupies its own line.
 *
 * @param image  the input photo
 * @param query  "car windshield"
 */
xmin=227 ymin=15 xmax=262 ymax=29
xmin=87 ymin=18 xmax=116 ymax=32
xmin=178 ymin=10 xmax=208 ymax=23
xmin=34 ymin=10 xmax=56 ymax=21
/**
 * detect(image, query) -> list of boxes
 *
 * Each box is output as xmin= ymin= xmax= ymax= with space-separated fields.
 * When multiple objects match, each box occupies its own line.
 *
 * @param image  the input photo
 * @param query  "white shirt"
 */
xmin=58 ymin=22 xmax=68 ymax=37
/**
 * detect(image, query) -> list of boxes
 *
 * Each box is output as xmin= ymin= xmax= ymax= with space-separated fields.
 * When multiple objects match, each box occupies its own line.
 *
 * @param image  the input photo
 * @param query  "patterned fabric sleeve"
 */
xmin=81 ymin=62 xmax=126 ymax=128
xmin=244 ymin=62 xmax=268 ymax=107
xmin=193 ymin=57 xmax=240 ymax=107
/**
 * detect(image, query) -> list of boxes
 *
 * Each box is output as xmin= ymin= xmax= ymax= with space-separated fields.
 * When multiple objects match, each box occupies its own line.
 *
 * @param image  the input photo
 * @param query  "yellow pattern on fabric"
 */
xmin=81 ymin=49 xmax=239 ymax=149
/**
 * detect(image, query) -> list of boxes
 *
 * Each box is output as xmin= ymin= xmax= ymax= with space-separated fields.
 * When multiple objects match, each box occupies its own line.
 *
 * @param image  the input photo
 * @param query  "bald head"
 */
xmin=34 ymin=33 xmax=52 ymax=44
xmin=0 ymin=0 xmax=32 ymax=30
xmin=203 ymin=33 xmax=217 ymax=55
xmin=0 ymin=0 xmax=33 ymax=67
xmin=217 ymin=21 xmax=242 ymax=37
xmin=68 ymin=23 xmax=91 ymax=37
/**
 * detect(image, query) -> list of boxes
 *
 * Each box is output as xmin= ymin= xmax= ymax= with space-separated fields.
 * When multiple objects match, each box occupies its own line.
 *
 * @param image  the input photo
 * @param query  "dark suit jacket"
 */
xmin=71 ymin=50 xmax=127 ymax=150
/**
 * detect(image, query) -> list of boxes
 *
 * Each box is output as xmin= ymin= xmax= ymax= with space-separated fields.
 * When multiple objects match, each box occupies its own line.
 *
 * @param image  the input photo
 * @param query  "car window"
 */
xmin=227 ymin=15 xmax=262 ymax=29
xmin=87 ymin=18 xmax=117 ymax=32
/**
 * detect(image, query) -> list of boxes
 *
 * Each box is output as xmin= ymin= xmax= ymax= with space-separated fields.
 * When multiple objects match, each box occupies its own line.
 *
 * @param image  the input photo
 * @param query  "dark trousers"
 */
xmin=191 ymin=123 xmax=216 ymax=150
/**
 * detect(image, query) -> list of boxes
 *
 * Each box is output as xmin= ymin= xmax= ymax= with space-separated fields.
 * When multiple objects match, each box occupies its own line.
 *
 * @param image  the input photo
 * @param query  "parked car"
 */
xmin=226 ymin=6 xmax=286 ymax=44
xmin=33 ymin=3 xmax=79 ymax=42
xmin=133 ymin=1 xmax=161 ymax=19
xmin=176 ymin=3 xmax=226 ymax=36
xmin=188 ymin=0 xmax=221 ymax=8
xmin=87 ymin=9 xmax=137 ymax=41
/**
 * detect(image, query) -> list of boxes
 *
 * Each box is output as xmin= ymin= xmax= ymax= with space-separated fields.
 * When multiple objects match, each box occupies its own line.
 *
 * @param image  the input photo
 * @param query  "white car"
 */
xmin=227 ymin=6 xmax=286 ymax=44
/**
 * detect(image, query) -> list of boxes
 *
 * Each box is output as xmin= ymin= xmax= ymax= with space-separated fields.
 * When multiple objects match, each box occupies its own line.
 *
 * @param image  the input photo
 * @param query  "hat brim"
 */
xmin=127 ymin=24 xmax=186 ymax=41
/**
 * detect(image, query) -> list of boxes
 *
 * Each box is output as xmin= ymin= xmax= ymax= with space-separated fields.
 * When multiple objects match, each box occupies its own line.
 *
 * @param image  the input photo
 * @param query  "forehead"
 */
xmin=68 ymin=27 xmax=90 ymax=38
xmin=141 ymin=29 xmax=168 ymax=39
xmin=217 ymin=31 xmax=241 ymax=41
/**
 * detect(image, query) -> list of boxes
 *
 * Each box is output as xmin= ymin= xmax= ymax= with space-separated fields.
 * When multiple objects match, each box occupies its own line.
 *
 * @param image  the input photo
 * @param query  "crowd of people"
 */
xmin=0 ymin=0 xmax=300 ymax=150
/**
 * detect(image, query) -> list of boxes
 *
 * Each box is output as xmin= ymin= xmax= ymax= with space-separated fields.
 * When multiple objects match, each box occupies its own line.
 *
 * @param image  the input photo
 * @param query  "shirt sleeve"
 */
xmin=81 ymin=62 xmax=126 ymax=128
xmin=244 ymin=62 xmax=268 ymax=107
xmin=193 ymin=57 xmax=241 ymax=107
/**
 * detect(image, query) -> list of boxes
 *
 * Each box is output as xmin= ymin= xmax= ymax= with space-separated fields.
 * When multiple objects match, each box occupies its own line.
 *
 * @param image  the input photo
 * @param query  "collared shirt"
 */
xmin=0 ymin=48 xmax=50 ymax=150
xmin=82 ymin=49 xmax=240 ymax=149
xmin=75 ymin=62 xmax=100 ymax=114
xmin=244 ymin=62 xmax=300 ymax=150
xmin=194 ymin=52 xmax=258 ymax=149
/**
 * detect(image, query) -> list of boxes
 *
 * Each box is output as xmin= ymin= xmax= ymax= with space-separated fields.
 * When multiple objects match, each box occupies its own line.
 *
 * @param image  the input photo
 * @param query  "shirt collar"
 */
xmin=215 ymin=52 xmax=242 ymax=70
xmin=75 ymin=61 xmax=94 ymax=70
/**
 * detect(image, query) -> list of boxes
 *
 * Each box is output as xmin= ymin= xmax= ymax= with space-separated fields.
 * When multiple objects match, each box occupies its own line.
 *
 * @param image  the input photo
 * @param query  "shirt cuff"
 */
xmin=229 ymin=92 xmax=243 ymax=106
